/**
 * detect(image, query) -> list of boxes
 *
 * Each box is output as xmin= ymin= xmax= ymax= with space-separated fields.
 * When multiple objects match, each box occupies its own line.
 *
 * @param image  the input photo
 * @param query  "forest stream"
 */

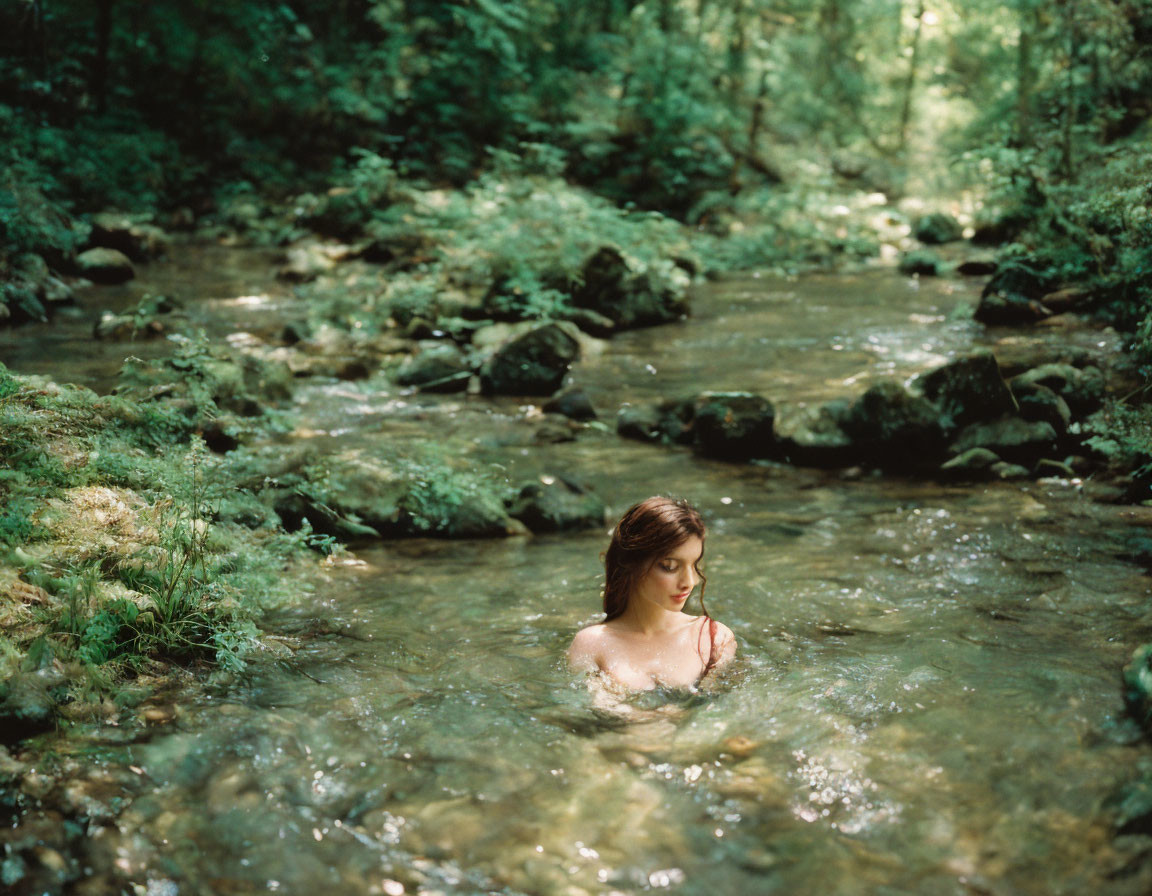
xmin=4 ymin=249 xmax=1152 ymax=895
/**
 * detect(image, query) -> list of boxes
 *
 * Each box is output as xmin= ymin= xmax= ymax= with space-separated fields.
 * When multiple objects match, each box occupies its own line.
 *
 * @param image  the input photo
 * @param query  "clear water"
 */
xmin=5 ymin=258 xmax=1151 ymax=894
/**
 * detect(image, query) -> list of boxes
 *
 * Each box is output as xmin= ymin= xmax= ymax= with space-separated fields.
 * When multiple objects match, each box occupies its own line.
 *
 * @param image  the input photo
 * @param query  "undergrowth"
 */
xmin=0 ymin=361 xmax=324 ymax=699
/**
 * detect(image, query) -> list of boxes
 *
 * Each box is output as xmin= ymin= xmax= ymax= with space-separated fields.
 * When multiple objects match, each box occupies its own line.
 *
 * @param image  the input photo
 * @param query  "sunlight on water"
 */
xmin=7 ymin=258 xmax=1150 ymax=894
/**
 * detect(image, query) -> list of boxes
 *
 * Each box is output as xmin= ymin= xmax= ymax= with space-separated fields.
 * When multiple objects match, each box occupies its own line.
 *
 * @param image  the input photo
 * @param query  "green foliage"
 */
xmin=0 ymin=498 xmax=37 ymax=547
xmin=395 ymin=449 xmax=505 ymax=536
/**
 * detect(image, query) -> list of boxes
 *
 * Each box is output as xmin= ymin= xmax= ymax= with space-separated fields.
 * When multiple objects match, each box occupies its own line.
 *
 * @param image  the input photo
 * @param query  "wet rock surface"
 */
xmin=75 ymin=248 xmax=135 ymax=285
xmin=507 ymin=478 xmax=607 ymax=533
xmin=480 ymin=323 xmax=581 ymax=396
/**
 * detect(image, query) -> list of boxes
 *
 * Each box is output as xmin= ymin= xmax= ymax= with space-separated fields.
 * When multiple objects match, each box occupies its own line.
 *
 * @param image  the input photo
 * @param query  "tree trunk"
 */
xmin=1059 ymin=1 xmax=1079 ymax=178
xmin=92 ymin=0 xmax=116 ymax=113
xmin=897 ymin=0 xmax=925 ymax=155
xmin=1015 ymin=2 xmax=1037 ymax=146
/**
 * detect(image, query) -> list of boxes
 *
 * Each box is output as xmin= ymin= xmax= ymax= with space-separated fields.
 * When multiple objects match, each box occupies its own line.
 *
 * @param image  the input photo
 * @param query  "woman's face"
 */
xmin=631 ymin=535 xmax=704 ymax=614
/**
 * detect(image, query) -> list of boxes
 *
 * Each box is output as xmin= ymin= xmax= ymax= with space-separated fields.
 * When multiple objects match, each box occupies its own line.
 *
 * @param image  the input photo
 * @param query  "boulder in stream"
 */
xmin=691 ymin=392 xmax=777 ymax=461
xmin=975 ymin=261 xmax=1059 ymax=325
xmin=774 ymin=400 xmax=856 ymax=468
xmin=940 ymin=447 xmax=1002 ymax=478
xmin=1011 ymin=380 xmax=1072 ymax=435
xmin=840 ymin=381 xmax=946 ymax=465
xmin=913 ymin=212 xmax=963 ymax=245
xmin=949 ymin=417 xmax=1058 ymax=464
xmin=88 ymin=212 xmax=170 ymax=262
xmin=899 ymin=250 xmax=941 ymax=277
xmin=0 ymin=673 xmax=60 ymax=745
xmin=1011 ymin=363 xmax=1105 ymax=416
xmin=916 ymin=352 xmax=1016 ymax=431
xmin=616 ymin=398 xmax=697 ymax=445
xmin=480 ymin=323 xmax=580 ymax=396
xmin=75 ymin=247 xmax=135 ymax=285
xmin=396 ymin=342 xmax=473 ymax=393
xmin=507 ymin=477 xmax=606 ymax=533
xmin=569 ymin=246 xmax=688 ymax=329
xmin=543 ymin=388 xmax=598 ymax=421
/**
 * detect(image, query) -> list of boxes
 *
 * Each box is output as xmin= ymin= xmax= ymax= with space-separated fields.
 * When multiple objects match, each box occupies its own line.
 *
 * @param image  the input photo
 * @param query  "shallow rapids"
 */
xmin=5 ymin=259 xmax=1152 ymax=894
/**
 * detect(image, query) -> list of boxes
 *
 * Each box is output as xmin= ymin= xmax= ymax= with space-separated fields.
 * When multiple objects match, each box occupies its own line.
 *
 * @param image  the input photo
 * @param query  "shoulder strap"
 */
xmin=702 ymin=617 xmax=720 ymax=677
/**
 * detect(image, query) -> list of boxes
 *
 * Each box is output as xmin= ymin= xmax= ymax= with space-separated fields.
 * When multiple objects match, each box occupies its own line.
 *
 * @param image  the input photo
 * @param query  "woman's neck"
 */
xmin=615 ymin=601 xmax=689 ymax=636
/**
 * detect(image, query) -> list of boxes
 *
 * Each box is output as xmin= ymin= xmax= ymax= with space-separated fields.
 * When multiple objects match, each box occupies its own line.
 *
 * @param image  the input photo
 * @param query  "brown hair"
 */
xmin=603 ymin=496 xmax=708 ymax=621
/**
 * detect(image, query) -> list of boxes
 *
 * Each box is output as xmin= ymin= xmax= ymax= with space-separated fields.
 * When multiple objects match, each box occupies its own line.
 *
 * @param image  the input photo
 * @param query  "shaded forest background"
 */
xmin=2 ymin=0 xmax=1152 ymax=376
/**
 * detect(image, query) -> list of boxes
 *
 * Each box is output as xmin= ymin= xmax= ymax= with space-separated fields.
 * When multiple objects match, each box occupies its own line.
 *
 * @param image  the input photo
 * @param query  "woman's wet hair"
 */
xmin=602 ymin=496 xmax=707 ymax=621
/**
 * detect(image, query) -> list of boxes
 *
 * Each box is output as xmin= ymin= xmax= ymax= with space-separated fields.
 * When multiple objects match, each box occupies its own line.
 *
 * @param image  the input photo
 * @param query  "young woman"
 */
xmin=568 ymin=496 xmax=736 ymax=690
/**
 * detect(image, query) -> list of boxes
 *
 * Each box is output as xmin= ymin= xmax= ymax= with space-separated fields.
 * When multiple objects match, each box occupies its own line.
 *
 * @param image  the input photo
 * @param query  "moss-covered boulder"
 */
xmin=569 ymin=246 xmax=689 ymax=330
xmin=396 ymin=342 xmax=473 ymax=393
xmin=1011 ymin=363 xmax=1106 ymax=416
xmin=949 ymin=418 xmax=1058 ymax=464
xmin=479 ymin=323 xmax=580 ymax=396
xmin=840 ymin=381 xmax=946 ymax=464
xmin=543 ymin=389 xmax=598 ymax=421
xmin=76 ymin=247 xmax=135 ymax=285
xmin=913 ymin=212 xmax=963 ymax=245
xmin=773 ymin=400 xmax=856 ymax=468
xmin=975 ymin=261 xmax=1059 ymax=325
xmin=616 ymin=398 xmax=697 ymax=445
xmin=940 ymin=447 xmax=1002 ymax=478
xmin=916 ymin=353 xmax=1016 ymax=431
xmin=899 ymin=249 xmax=942 ymax=276
xmin=1012 ymin=381 xmax=1072 ymax=435
xmin=692 ymin=392 xmax=777 ymax=461
xmin=88 ymin=213 xmax=170 ymax=262
xmin=507 ymin=478 xmax=606 ymax=533
xmin=0 ymin=673 xmax=60 ymax=746
xmin=1124 ymin=643 xmax=1152 ymax=731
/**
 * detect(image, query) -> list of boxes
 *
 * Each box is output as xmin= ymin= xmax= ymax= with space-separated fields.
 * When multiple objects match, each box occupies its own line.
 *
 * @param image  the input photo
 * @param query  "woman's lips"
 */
xmin=673 ymin=591 xmax=690 ymax=601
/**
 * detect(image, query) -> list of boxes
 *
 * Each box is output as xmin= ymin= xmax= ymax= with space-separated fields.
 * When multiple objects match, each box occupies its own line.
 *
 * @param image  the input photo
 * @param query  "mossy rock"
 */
xmin=913 ymin=213 xmax=963 ymax=245
xmin=899 ymin=250 xmax=941 ymax=277
xmin=479 ymin=323 xmax=580 ymax=396
xmin=1124 ymin=643 xmax=1152 ymax=730
xmin=949 ymin=418 xmax=1057 ymax=464
xmin=507 ymin=478 xmax=606 ymax=533
xmin=773 ymin=400 xmax=855 ymax=468
xmin=692 ymin=392 xmax=777 ymax=461
xmin=569 ymin=246 xmax=688 ymax=329
xmin=396 ymin=343 xmax=473 ymax=393
xmin=841 ymin=381 xmax=946 ymax=464
xmin=917 ymin=353 xmax=1016 ymax=431
xmin=76 ymin=248 xmax=135 ymax=285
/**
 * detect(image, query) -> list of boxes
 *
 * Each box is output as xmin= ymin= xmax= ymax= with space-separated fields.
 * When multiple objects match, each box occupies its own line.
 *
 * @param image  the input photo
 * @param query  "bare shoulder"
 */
xmin=567 ymin=623 xmax=609 ymax=671
xmin=704 ymin=618 xmax=738 ymax=664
